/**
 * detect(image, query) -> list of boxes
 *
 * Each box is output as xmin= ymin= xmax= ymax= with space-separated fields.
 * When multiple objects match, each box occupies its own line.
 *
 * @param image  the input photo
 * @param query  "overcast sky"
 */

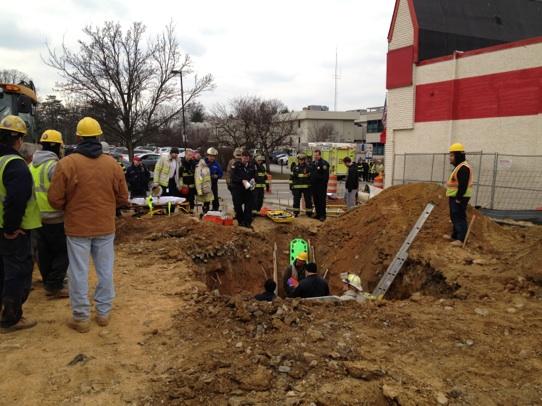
xmin=1 ymin=0 xmax=395 ymax=112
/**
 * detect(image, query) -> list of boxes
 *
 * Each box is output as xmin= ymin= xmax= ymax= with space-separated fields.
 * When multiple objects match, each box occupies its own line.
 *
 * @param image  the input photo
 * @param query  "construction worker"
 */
xmin=179 ymin=149 xmax=196 ymax=212
xmin=446 ymin=143 xmax=474 ymax=246
xmin=292 ymin=262 xmax=329 ymax=298
xmin=361 ymin=160 xmax=370 ymax=182
xmin=253 ymin=155 xmax=269 ymax=214
xmin=125 ymin=156 xmax=151 ymax=198
xmin=194 ymin=154 xmax=214 ymax=215
xmin=290 ymin=153 xmax=313 ymax=217
xmin=339 ymin=272 xmax=365 ymax=302
xmin=230 ymin=150 xmax=256 ymax=228
xmin=254 ymin=279 xmax=277 ymax=302
xmin=0 ymin=115 xmax=41 ymax=334
xmin=48 ymin=117 xmax=129 ymax=333
xmin=153 ymin=147 xmax=181 ymax=197
xmin=343 ymin=157 xmax=359 ymax=210
xmin=205 ymin=147 xmax=223 ymax=211
xmin=310 ymin=149 xmax=329 ymax=221
xmin=29 ymin=129 xmax=69 ymax=298
xmin=226 ymin=148 xmax=243 ymax=219
xmin=282 ymin=251 xmax=308 ymax=297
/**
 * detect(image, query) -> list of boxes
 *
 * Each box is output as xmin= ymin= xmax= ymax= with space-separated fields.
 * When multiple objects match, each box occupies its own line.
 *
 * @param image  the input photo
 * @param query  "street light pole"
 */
xmin=171 ymin=69 xmax=187 ymax=152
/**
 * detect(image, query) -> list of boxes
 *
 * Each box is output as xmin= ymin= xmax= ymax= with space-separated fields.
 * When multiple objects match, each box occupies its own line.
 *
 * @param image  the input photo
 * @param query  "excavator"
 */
xmin=0 ymin=81 xmax=38 ymax=139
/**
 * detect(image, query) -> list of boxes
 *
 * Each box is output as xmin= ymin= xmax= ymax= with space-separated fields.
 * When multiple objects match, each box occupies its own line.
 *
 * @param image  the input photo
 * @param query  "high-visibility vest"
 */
xmin=290 ymin=164 xmax=311 ymax=189
xmin=446 ymin=161 xmax=473 ymax=198
xmin=29 ymin=159 xmax=59 ymax=213
xmin=0 ymin=154 xmax=41 ymax=230
xmin=255 ymin=164 xmax=268 ymax=188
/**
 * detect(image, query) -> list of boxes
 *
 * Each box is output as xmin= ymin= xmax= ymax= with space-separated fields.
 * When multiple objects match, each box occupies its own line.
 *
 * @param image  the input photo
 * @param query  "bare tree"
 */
xmin=210 ymin=97 xmax=294 ymax=168
xmin=0 ymin=69 xmax=31 ymax=84
xmin=46 ymin=21 xmax=214 ymax=156
xmin=308 ymin=122 xmax=336 ymax=142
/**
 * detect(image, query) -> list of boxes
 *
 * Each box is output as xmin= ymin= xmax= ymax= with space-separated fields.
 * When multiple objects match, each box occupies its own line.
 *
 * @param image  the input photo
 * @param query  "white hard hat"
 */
xmin=100 ymin=141 xmax=110 ymax=154
xmin=207 ymin=147 xmax=218 ymax=156
xmin=340 ymin=272 xmax=363 ymax=291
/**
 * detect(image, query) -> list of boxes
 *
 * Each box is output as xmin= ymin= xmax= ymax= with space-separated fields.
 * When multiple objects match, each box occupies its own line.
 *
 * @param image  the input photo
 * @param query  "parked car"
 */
xmin=136 ymin=153 xmax=161 ymax=172
xmin=277 ymin=155 xmax=289 ymax=165
xmin=134 ymin=146 xmax=154 ymax=154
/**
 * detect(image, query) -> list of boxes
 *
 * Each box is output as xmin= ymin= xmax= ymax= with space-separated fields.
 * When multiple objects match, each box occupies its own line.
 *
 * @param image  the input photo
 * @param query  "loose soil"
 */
xmin=2 ymin=184 xmax=542 ymax=405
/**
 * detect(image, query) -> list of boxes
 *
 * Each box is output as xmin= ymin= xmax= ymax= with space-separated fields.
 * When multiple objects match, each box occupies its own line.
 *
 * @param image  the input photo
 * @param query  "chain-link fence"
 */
xmin=392 ymin=152 xmax=542 ymax=210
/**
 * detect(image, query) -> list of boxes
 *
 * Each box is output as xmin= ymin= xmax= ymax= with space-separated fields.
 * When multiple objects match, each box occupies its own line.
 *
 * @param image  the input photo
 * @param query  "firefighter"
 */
xmin=290 ymin=153 xmax=313 ymax=217
xmin=0 ymin=115 xmax=41 ymax=334
xmin=310 ymin=149 xmax=329 ymax=221
xmin=205 ymin=147 xmax=223 ymax=211
xmin=446 ymin=143 xmax=474 ymax=246
xmin=230 ymin=150 xmax=255 ymax=228
xmin=226 ymin=148 xmax=243 ymax=218
xmin=253 ymin=155 xmax=269 ymax=214
xmin=29 ymin=129 xmax=69 ymax=298
xmin=179 ymin=149 xmax=196 ymax=212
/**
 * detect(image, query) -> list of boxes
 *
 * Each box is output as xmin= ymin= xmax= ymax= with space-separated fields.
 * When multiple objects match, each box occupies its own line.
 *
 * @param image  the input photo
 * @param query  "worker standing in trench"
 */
xmin=445 ymin=143 xmax=474 ymax=246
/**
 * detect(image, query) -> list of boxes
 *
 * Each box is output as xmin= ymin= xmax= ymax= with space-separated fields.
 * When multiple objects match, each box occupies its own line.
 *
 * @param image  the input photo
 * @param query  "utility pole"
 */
xmin=171 ymin=69 xmax=187 ymax=151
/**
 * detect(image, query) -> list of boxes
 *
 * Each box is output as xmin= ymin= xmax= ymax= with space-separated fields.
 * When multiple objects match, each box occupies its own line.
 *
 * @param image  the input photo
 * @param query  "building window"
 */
xmin=372 ymin=143 xmax=385 ymax=156
xmin=367 ymin=120 xmax=384 ymax=133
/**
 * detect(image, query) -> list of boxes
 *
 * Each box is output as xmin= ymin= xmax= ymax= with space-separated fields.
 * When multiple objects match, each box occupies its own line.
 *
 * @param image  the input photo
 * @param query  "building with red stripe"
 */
xmin=385 ymin=0 xmax=542 ymax=190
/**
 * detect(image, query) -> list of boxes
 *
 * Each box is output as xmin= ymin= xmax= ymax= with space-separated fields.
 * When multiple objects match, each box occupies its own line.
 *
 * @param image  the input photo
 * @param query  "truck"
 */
xmin=288 ymin=142 xmax=357 ymax=177
xmin=0 ymin=81 xmax=38 ymax=139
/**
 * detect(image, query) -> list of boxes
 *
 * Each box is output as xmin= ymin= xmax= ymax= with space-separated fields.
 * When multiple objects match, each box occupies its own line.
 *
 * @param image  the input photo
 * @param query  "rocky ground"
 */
xmin=2 ymin=184 xmax=541 ymax=405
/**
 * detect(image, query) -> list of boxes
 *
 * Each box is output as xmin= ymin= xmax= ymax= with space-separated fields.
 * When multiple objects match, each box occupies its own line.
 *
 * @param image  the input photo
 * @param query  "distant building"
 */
xmin=385 ymin=0 xmax=542 ymax=188
xmin=354 ymin=107 xmax=386 ymax=159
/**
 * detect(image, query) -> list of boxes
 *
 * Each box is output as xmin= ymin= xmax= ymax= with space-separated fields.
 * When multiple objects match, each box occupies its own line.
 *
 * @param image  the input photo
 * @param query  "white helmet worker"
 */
xmin=340 ymin=272 xmax=363 ymax=291
xmin=207 ymin=147 xmax=218 ymax=156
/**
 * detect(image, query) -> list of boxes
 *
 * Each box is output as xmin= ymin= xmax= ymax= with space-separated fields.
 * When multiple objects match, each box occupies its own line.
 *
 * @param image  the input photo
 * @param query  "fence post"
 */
xmin=490 ymin=153 xmax=498 ymax=209
xmin=402 ymin=154 xmax=407 ymax=184
xmin=430 ymin=153 xmax=435 ymax=182
xmin=391 ymin=154 xmax=397 ymax=186
xmin=474 ymin=152 xmax=483 ymax=207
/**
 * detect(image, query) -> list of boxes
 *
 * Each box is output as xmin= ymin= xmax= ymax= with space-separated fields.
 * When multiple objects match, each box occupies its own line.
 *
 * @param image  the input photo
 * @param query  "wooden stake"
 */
xmin=463 ymin=215 xmax=477 ymax=248
xmin=260 ymin=265 xmax=268 ymax=280
xmin=323 ymin=268 xmax=329 ymax=279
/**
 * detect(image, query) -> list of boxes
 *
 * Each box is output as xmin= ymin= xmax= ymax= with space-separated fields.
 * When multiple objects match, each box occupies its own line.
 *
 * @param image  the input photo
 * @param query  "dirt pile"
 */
xmin=316 ymin=183 xmax=542 ymax=299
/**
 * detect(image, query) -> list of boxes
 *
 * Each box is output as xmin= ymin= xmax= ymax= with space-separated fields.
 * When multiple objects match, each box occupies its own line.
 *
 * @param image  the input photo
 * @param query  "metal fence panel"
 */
xmin=392 ymin=152 xmax=542 ymax=210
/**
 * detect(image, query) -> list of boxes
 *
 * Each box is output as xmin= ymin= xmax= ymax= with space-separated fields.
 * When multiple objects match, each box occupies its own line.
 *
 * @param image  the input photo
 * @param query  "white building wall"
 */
xmin=389 ymin=0 xmax=414 ymax=51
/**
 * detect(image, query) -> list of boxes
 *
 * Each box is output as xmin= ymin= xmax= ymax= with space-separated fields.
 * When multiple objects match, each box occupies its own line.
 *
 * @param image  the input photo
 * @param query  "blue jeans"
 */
xmin=449 ymin=197 xmax=470 ymax=242
xmin=66 ymin=234 xmax=115 ymax=320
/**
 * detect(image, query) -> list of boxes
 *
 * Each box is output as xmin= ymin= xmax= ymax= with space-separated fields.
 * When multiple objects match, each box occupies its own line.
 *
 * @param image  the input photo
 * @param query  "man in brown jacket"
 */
xmin=48 ymin=117 xmax=128 ymax=333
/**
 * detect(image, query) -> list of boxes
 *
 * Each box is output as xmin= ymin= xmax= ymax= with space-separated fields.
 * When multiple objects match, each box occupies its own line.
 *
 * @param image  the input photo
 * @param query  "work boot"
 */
xmin=450 ymin=240 xmax=463 ymax=247
xmin=47 ymin=288 xmax=69 ymax=299
xmin=95 ymin=314 xmax=110 ymax=327
xmin=67 ymin=318 xmax=91 ymax=333
xmin=442 ymin=234 xmax=452 ymax=241
xmin=0 ymin=317 xmax=37 ymax=334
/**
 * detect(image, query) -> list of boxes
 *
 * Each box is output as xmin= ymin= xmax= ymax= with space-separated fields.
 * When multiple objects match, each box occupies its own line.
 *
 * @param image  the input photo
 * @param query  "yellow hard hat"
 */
xmin=341 ymin=272 xmax=363 ymax=291
xmin=76 ymin=117 xmax=103 ymax=137
xmin=40 ymin=129 xmax=63 ymax=144
xmin=0 ymin=115 xmax=27 ymax=136
xmin=449 ymin=143 xmax=465 ymax=153
xmin=296 ymin=251 xmax=308 ymax=262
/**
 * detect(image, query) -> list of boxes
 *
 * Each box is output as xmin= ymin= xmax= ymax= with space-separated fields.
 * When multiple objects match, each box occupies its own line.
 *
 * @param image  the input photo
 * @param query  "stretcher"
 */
xmin=129 ymin=196 xmax=186 ymax=217
xmin=266 ymin=210 xmax=295 ymax=224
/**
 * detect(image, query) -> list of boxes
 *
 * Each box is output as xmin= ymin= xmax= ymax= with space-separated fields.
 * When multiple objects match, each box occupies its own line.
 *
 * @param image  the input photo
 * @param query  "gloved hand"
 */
xmin=287 ymin=277 xmax=299 ymax=288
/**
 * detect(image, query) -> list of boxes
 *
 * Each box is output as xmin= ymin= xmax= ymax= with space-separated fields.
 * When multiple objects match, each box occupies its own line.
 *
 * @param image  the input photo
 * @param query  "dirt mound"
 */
xmin=316 ymin=183 xmax=540 ymax=299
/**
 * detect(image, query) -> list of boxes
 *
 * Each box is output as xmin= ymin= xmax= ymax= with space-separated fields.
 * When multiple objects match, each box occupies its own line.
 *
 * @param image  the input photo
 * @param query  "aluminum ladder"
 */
xmin=372 ymin=203 xmax=435 ymax=298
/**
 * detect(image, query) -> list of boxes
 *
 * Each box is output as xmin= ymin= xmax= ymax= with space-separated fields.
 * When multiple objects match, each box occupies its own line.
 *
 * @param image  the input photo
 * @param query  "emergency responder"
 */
xmin=291 ymin=262 xmax=329 ymax=298
xmin=0 ymin=115 xmax=41 ymax=334
xmin=125 ymin=156 xmax=151 ymax=198
xmin=30 ymin=129 xmax=69 ymax=298
xmin=343 ymin=157 xmax=359 ymax=210
xmin=445 ymin=143 xmax=473 ymax=246
xmin=205 ymin=147 xmax=223 ymax=211
xmin=253 ymin=155 xmax=269 ymax=214
xmin=179 ymin=149 xmax=196 ymax=212
xmin=289 ymin=153 xmax=313 ymax=217
xmin=339 ymin=272 xmax=365 ymax=302
xmin=226 ymin=148 xmax=243 ymax=218
xmin=194 ymin=153 xmax=214 ymax=215
xmin=230 ymin=150 xmax=255 ymax=228
xmin=153 ymin=147 xmax=181 ymax=197
xmin=282 ymin=251 xmax=308 ymax=297
xmin=310 ymin=149 xmax=329 ymax=221
xmin=369 ymin=160 xmax=377 ymax=182
xmin=49 ymin=117 xmax=129 ymax=333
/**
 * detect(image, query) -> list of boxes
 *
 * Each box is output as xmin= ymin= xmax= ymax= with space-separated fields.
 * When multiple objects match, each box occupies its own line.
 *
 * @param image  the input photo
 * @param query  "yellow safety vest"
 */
xmin=446 ymin=161 xmax=473 ymax=198
xmin=0 ymin=154 xmax=41 ymax=230
xmin=29 ymin=160 xmax=59 ymax=213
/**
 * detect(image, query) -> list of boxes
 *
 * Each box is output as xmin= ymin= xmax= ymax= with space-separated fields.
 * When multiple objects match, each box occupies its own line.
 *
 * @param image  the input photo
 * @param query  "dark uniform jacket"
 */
xmin=254 ymin=163 xmax=269 ymax=190
xmin=125 ymin=164 xmax=150 ymax=196
xmin=179 ymin=158 xmax=196 ymax=188
xmin=290 ymin=163 xmax=312 ymax=189
xmin=231 ymin=161 xmax=255 ymax=189
xmin=310 ymin=159 xmax=330 ymax=184
xmin=292 ymin=274 xmax=330 ymax=298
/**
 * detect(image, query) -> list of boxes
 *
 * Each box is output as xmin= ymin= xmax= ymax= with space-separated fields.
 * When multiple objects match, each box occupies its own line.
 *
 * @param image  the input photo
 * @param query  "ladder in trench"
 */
xmin=372 ymin=203 xmax=436 ymax=299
